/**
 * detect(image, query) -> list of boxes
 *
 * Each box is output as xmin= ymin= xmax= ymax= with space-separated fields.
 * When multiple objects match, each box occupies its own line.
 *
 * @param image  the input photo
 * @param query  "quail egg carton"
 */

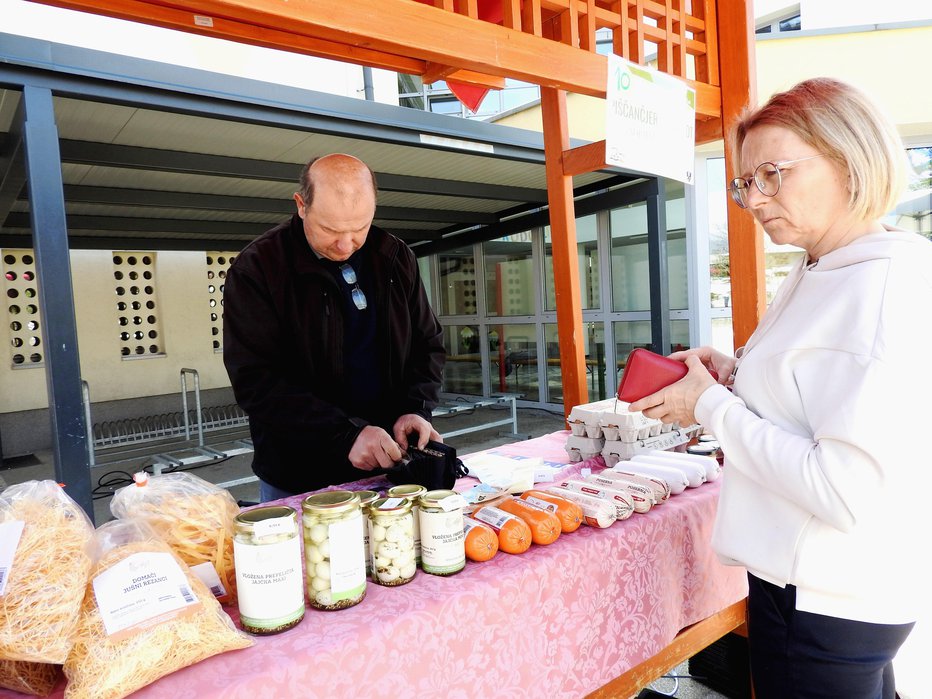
xmin=564 ymin=435 xmax=606 ymax=463
xmin=566 ymin=398 xmax=622 ymax=438
xmin=601 ymin=424 xmax=703 ymax=464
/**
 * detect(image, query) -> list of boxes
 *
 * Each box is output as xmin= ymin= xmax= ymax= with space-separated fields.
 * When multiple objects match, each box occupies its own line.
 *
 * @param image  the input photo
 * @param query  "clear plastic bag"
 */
xmin=0 ymin=480 xmax=94 ymax=663
xmin=0 ymin=659 xmax=62 ymax=696
xmin=63 ymin=518 xmax=252 ymax=699
xmin=110 ymin=471 xmax=239 ymax=604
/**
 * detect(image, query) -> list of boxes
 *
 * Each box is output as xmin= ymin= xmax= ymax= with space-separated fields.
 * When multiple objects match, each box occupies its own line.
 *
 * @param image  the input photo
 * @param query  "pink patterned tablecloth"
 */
xmin=17 ymin=431 xmax=747 ymax=699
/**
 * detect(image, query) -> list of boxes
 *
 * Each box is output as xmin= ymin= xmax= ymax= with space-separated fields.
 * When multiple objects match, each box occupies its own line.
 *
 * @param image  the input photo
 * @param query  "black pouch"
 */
xmin=385 ymin=439 xmax=469 ymax=490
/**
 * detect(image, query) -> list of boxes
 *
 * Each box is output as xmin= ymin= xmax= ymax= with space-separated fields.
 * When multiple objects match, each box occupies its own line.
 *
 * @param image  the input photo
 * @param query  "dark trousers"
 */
xmin=747 ymin=573 xmax=914 ymax=699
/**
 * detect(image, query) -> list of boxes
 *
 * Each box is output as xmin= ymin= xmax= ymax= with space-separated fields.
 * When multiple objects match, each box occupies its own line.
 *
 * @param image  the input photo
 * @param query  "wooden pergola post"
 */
xmin=541 ymin=87 xmax=588 ymax=416
xmin=717 ymin=0 xmax=764 ymax=349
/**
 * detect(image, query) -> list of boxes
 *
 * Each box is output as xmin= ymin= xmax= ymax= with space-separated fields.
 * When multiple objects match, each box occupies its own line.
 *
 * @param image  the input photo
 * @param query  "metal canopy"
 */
xmin=0 ymin=33 xmax=635 ymax=255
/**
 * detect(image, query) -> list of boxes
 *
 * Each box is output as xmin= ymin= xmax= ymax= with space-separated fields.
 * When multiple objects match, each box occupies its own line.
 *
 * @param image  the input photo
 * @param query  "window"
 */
xmin=438 ymin=247 xmax=477 ymax=316
xmin=484 ymin=234 xmax=534 ymax=317
xmin=206 ymin=252 xmax=237 ymax=352
xmin=2 ymin=249 xmax=43 ymax=367
xmin=544 ymin=214 xmax=600 ymax=312
xmin=113 ymin=252 xmax=164 ymax=358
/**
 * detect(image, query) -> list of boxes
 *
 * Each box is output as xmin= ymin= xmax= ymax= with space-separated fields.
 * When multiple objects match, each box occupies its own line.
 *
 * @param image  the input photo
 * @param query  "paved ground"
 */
xmin=0 ymin=403 xmax=733 ymax=699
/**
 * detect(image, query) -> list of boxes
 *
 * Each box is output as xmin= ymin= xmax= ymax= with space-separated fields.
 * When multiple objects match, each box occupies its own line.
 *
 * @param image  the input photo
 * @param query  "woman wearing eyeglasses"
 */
xmin=630 ymin=77 xmax=930 ymax=698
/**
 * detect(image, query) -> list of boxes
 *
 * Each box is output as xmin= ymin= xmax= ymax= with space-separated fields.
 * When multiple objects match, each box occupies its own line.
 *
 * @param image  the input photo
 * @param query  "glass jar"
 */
xmin=386 ymin=484 xmax=426 ymax=564
xmin=302 ymin=490 xmax=367 ymax=611
xmin=367 ymin=497 xmax=417 ymax=586
xmin=418 ymin=490 xmax=466 ymax=576
xmin=233 ymin=506 xmax=305 ymax=635
xmin=356 ymin=490 xmax=379 ymax=576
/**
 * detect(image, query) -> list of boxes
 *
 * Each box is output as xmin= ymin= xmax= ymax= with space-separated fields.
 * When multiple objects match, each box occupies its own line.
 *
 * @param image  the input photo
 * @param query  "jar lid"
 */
xmin=370 ymin=497 xmax=413 ymax=514
xmin=419 ymin=489 xmax=461 ymax=509
xmin=356 ymin=490 xmax=380 ymax=507
xmin=687 ymin=444 xmax=718 ymax=456
xmin=386 ymin=484 xmax=427 ymax=500
xmin=235 ymin=505 xmax=296 ymax=528
xmin=302 ymin=490 xmax=360 ymax=515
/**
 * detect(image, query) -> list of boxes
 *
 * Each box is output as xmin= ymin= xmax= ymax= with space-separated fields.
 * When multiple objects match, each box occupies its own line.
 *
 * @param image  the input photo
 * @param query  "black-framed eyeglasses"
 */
xmin=339 ymin=263 xmax=368 ymax=310
xmin=729 ymin=153 xmax=825 ymax=209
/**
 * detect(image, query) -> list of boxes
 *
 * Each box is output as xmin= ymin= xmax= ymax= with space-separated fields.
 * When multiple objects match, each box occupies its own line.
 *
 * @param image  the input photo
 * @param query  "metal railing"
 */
xmin=81 ymin=370 xmax=249 ymax=460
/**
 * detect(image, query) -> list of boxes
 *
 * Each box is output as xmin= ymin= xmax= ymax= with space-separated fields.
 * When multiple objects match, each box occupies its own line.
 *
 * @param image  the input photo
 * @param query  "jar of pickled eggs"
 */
xmin=367 ymin=497 xmax=417 ymax=586
xmin=302 ymin=490 xmax=367 ymax=610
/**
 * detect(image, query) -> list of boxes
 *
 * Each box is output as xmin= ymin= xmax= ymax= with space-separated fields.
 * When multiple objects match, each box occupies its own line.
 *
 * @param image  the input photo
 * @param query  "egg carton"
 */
xmin=564 ymin=435 xmax=606 ymax=463
xmin=566 ymin=398 xmax=619 ymax=438
xmin=600 ymin=424 xmax=703 ymax=464
xmin=567 ymin=398 xmax=672 ymax=442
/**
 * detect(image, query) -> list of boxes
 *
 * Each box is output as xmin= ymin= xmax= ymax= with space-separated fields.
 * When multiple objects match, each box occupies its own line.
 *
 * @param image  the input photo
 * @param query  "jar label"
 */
xmin=253 ymin=515 xmax=295 ymax=539
xmin=439 ymin=494 xmax=466 ymax=512
xmin=92 ymin=551 xmax=201 ymax=639
xmin=234 ymin=536 xmax=303 ymax=621
xmin=419 ymin=509 xmax=465 ymax=573
xmin=326 ymin=516 xmax=366 ymax=600
xmin=0 ymin=520 xmax=25 ymax=596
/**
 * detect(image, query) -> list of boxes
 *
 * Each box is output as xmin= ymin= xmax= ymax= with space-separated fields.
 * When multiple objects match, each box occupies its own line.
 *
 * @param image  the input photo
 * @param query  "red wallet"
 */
xmin=616 ymin=348 xmax=688 ymax=403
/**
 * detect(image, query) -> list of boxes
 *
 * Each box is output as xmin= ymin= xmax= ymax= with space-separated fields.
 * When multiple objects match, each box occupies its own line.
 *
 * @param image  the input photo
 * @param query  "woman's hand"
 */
xmin=628 ymin=354 xmax=718 ymax=425
xmin=669 ymin=346 xmax=737 ymax=387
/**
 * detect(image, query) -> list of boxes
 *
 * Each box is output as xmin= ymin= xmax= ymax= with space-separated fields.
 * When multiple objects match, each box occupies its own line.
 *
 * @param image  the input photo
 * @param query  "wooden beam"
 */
xmin=36 ymin=0 xmax=425 ymax=74
xmin=422 ymin=63 xmax=505 ymax=88
xmin=562 ymin=140 xmax=607 ymax=176
xmin=586 ymin=599 xmax=749 ymax=698
xmin=716 ymin=0 xmax=763 ymax=349
xmin=695 ymin=116 xmax=723 ymax=144
xmin=541 ymin=87 xmax=588 ymax=417
xmin=31 ymin=0 xmax=721 ymax=116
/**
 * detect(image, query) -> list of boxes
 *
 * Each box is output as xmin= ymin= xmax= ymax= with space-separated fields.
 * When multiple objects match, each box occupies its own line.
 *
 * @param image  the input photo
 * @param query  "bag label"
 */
xmin=0 ymin=521 xmax=25 ymax=596
xmin=92 ymin=552 xmax=201 ymax=639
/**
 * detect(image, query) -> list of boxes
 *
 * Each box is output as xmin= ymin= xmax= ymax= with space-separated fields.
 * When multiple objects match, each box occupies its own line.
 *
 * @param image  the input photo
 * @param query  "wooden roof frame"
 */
xmin=32 ymin=0 xmax=763 ymax=415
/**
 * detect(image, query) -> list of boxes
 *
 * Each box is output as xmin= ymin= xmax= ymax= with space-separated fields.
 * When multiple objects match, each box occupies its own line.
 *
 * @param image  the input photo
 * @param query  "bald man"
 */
xmin=224 ymin=154 xmax=445 ymax=500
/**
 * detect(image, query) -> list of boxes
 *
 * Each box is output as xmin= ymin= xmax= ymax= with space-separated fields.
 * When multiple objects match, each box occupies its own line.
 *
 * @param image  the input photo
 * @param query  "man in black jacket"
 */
xmin=223 ymin=153 xmax=445 ymax=500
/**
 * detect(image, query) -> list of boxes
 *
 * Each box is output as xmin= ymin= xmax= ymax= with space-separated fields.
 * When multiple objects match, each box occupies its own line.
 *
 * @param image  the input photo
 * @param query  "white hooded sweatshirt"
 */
xmin=696 ymin=229 xmax=932 ymax=624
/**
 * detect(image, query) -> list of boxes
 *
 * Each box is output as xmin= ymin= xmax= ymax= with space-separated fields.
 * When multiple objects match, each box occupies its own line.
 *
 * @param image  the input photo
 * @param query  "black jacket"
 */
xmin=223 ymin=215 xmax=445 ymax=493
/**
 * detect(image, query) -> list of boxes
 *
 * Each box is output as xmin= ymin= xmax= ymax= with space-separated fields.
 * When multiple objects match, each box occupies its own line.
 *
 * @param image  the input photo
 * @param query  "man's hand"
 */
xmin=348 ymin=425 xmax=404 ymax=470
xmin=392 ymin=414 xmax=441 ymax=451
xmin=628 ymin=354 xmax=717 ymax=425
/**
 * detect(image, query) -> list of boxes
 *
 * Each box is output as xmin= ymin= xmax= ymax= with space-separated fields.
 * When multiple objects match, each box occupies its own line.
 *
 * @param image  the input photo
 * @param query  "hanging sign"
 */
xmin=605 ymin=55 xmax=696 ymax=184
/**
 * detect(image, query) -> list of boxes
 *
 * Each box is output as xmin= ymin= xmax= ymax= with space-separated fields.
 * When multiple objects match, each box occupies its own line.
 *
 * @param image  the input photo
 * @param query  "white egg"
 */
xmin=315 ymin=561 xmax=331 ymax=580
xmin=377 ymin=566 xmax=400 ymax=584
xmin=399 ymin=562 xmax=417 ymax=579
xmin=394 ymin=549 xmax=414 ymax=568
xmin=385 ymin=523 xmax=405 ymax=543
xmin=310 ymin=575 xmax=329 ymax=592
xmin=370 ymin=524 xmax=386 ymax=542
xmin=315 ymin=589 xmax=332 ymax=606
xmin=308 ymin=523 xmax=328 ymax=544
xmin=374 ymin=554 xmax=391 ymax=568
xmin=318 ymin=537 xmax=331 ymax=558
xmin=377 ymin=541 xmax=400 ymax=558
xmin=305 ymin=544 xmax=323 ymax=564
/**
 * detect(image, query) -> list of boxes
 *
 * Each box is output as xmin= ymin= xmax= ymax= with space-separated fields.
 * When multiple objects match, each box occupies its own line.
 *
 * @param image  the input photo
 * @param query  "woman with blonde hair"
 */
xmin=630 ymin=77 xmax=929 ymax=698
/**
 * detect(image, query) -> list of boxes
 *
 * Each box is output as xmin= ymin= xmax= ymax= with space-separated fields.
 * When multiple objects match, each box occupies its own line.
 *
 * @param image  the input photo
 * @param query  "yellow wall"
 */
xmin=0 ymin=249 xmax=232 ymax=413
xmin=755 ymin=26 xmax=932 ymax=138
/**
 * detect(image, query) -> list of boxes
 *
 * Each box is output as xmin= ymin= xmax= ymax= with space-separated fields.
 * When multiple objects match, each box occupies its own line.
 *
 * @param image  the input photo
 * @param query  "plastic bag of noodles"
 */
xmin=0 ymin=659 xmax=62 ymax=696
xmin=63 ymin=518 xmax=252 ymax=699
xmin=111 ymin=471 xmax=239 ymax=604
xmin=0 ymin=480 xmax=94 ymax=663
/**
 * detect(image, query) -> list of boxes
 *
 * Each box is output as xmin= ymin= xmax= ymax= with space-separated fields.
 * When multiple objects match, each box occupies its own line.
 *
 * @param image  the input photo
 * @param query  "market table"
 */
xmin=20 ymin=431 xmax=748 ymax=699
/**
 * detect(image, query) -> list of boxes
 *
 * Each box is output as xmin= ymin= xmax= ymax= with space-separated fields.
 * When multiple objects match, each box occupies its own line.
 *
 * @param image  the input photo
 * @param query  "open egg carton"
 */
xmin=565 ymin=398 xmax=701 ymax=463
